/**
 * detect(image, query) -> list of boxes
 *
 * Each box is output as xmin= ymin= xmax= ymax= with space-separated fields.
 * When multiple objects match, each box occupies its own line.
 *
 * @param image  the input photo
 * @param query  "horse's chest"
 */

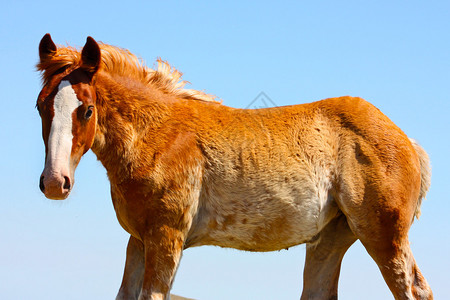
xmin=110 ymin=183 xmax=153 ymax=238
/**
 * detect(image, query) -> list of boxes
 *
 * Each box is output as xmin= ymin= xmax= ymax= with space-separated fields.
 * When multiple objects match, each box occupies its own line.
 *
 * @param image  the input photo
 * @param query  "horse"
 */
xmin=36 ymin=33 xmax=433 ymax=300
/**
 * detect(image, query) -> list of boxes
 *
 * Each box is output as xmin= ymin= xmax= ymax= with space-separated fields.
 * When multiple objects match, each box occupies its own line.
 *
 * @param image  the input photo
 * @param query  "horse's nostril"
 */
xmin=63 ymin=176 xmax=71 ymax=190
xmin=39 ymin=176 xmax=45 ymax=193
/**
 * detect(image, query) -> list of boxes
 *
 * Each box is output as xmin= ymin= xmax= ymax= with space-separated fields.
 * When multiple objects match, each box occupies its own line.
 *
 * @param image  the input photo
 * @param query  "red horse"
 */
xmin=36 ymin=34 xmax=433 ymax=300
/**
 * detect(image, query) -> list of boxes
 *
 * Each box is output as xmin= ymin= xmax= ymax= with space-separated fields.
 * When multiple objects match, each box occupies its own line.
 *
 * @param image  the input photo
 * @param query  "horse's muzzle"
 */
xmin=39 ymin=173 xmax=72 ymax=200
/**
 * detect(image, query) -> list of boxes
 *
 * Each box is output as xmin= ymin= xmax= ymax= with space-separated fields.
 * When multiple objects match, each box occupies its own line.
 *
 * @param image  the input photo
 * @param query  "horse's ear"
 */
xmin=39 ymin=33 xmax=57 ymax=62
xmin=81 ymin=36 xmax=101 ymax=74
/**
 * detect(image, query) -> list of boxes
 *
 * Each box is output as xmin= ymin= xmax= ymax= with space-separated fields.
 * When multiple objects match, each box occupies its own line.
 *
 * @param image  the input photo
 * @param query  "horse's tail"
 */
xmin=409 ymin=138 xmax=431 ymax=220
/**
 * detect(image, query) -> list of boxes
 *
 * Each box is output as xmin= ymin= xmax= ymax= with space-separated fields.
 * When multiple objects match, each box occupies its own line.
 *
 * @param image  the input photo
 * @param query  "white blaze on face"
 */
xmin=45 ymin=80 xmax=82 ymax=173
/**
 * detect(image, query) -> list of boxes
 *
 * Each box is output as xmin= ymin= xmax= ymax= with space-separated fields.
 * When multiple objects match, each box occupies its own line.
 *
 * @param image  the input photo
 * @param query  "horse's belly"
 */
xmin=187 ymin=147 xmax=338 ymax=251
xmin=188 ymin=185 xmax=332 ymax=251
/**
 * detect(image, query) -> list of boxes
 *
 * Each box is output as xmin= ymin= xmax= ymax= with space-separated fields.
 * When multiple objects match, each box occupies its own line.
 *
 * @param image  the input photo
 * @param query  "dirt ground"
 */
xmin=171 ymin=295 xmax=195 ymax=300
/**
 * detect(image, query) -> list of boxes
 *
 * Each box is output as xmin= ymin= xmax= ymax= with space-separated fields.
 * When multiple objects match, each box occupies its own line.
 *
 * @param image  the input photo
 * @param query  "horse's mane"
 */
xmin=37 ymin=43 xmax=219 ymax=103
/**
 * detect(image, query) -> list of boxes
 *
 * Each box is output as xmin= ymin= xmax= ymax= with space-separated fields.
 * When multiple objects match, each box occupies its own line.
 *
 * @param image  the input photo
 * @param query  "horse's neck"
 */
xmin=91 ymin=73 xmax=170 ymax=182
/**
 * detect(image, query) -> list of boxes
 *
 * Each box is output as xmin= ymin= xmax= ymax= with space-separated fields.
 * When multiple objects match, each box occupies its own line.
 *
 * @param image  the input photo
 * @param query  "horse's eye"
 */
xmin=85 ymin=106 xmax=94 ymax=120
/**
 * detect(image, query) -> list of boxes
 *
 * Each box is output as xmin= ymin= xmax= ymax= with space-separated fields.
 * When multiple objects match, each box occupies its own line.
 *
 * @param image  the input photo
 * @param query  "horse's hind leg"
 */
xmin=363 ymin=239 xmax=433 ymax=300
xmin=300 ymin=213 xmax=357 ymax=300
xmin=356 ymin=222 xmax=433 ymax=300
xmin=339 ymin=190 xmax=433 ymax=299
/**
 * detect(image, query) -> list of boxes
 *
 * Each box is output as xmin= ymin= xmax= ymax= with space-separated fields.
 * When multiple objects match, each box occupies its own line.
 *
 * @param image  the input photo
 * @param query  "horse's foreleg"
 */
xmin=300 ymin=213 xmax=357 ymax=300
xmin=116 ymin=235 xmax=145 ymax=300
xmin=137 ymin=226 xmax=185 ymax=300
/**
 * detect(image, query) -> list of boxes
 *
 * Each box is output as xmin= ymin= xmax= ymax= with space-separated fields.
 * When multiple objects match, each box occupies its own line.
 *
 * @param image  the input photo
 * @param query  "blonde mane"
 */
xmin=37 ymin=43 xmax=219 ymax=103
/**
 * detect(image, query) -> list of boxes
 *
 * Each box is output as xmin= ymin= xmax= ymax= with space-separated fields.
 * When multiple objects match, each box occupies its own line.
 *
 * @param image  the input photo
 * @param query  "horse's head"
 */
xmin=36 ymin=34 xmax=100 ymax=200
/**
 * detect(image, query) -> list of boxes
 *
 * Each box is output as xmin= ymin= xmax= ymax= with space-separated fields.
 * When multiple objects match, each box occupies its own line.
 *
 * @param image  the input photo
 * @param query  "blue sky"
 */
xmin=1 ymin=1 xmax=449 ymax=299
